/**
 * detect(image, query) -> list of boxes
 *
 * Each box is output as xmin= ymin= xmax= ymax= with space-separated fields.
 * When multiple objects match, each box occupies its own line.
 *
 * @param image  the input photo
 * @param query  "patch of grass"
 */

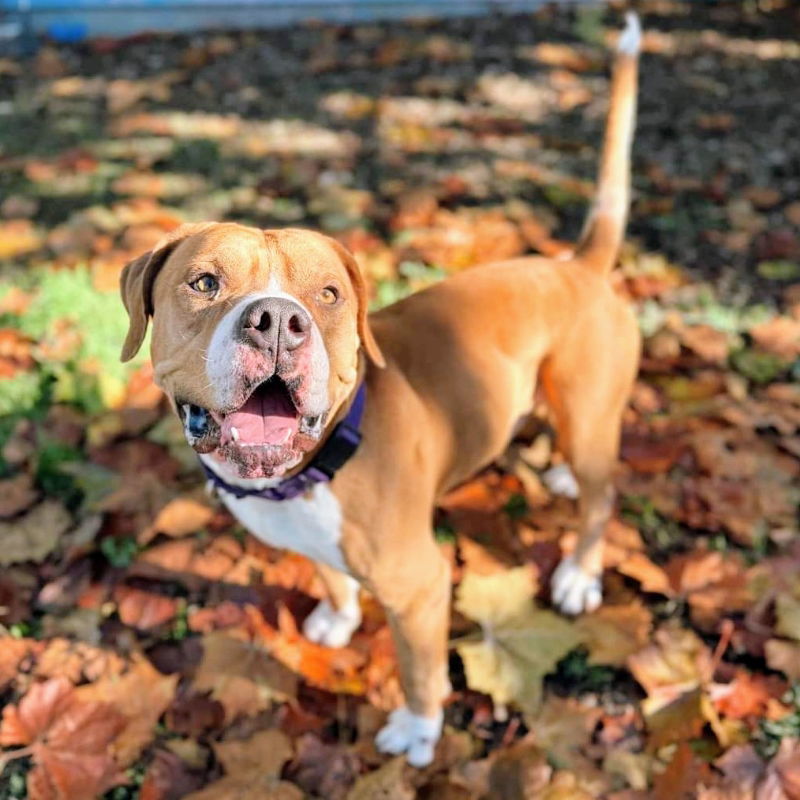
xmin=620 ymin=494 xmax=686 ymax=556
xmin=9 ymin=266 xmax=146 ymax=414
xmin=100 ymin=536 xmax=140 ymax=568
xmin=0 ymin=757 xmax=31 ymax=800
xmin=435 ymin=523 xmax=456 ymax=544
xmin=730 ymin=348 xmax=790 ymax=385
xmin=35 ymin=439 xmax=83 ymax=506
xmin=549 ymin=648 xmax=618 ymax=696
xmin=169 ymin=599 xmax=190 ymax=641
xmin=503 ymin=493 xmax=529 ymax=520
xmin=9 ymin=615 xmax=43 ymax=640
xmin=754 ymin=684 xmax=800 ymax=759
xmin=166 ymin=138 xmax=221 ymax=175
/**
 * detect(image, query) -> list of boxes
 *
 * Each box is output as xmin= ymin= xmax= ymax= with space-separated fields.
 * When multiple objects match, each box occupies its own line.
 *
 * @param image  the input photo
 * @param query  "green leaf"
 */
xmin=757 ymin=260 xmax=800 ymax=280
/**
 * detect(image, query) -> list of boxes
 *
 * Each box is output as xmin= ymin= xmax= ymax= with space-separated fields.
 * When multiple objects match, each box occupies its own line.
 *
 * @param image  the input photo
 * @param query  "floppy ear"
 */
xmin=325 ymin=237 xmax=386 ymax=369
xmin=119 ymin=223 xmax=213 ymax=362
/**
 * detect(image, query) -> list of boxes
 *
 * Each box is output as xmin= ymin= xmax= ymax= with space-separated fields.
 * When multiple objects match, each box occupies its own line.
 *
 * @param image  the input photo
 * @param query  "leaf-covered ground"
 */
xmin=1 ymin=1 xmax=800 ymax=797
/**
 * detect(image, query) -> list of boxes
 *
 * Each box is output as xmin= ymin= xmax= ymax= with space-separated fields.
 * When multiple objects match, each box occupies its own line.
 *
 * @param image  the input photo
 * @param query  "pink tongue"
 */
xmin=221 ymin=384 xmax=299 ymax=446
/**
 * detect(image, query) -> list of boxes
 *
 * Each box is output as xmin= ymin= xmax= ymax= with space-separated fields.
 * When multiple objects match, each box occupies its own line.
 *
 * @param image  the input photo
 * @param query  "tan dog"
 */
xmin=120 ymin=15 xmax=641 ymax=766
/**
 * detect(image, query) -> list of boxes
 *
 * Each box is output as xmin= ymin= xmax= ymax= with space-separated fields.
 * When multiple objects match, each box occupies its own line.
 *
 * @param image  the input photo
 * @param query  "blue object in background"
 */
xmin=0 ymin=0 xmax=571 ymax=38
xmin=46 ymin=19 xmax=88 ymax=42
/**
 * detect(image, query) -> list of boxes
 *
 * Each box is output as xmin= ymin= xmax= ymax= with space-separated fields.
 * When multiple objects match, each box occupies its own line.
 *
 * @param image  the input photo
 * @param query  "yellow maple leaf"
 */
xmin=453 ymin=567 xmax=582 ymax=714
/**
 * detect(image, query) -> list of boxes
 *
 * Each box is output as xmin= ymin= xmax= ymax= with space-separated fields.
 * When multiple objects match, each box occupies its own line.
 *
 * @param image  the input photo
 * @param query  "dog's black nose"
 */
xmin=239 ymin=297 xmax=311 ymax=353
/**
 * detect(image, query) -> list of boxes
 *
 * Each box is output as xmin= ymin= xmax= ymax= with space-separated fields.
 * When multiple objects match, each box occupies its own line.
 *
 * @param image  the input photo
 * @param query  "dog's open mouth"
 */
xmin=217 ymin=377 xmax=300 ymax=448
xmin=180 ymin=377 xmax=325 ymax=478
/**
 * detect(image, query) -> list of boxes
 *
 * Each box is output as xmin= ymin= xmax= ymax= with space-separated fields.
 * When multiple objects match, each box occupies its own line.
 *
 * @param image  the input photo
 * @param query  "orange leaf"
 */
xmin=113 ymin=585 xmax=178 ymax=631
xmin=0 ymin=677 xmax=126 ymax=800
xmin=653 ymin=742 xmax=711 ymax=800
xmin=75 ymin=655 xmax=178 ymax=767
xmin=138 ymin=495 xmax=215 ymax=545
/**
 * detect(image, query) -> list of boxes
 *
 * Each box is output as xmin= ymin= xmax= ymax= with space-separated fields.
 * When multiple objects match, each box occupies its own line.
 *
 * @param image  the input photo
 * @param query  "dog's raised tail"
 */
xmin=574 ymin=12 xmax=641 ymax=275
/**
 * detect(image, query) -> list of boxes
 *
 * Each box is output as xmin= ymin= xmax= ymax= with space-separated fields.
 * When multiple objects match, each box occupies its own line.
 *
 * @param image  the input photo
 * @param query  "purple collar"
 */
xmin=200 ymin=383 xmax=366 ymax=502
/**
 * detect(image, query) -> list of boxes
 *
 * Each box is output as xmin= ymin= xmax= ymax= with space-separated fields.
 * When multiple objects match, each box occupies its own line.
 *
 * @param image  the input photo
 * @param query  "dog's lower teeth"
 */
xmin=231 ymin=427 xmax=240 ymax=442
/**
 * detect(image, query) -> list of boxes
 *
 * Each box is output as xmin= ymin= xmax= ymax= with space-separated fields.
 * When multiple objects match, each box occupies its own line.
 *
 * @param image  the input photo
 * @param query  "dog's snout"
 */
xmin=240 ymin=297 xmax=311 ymax=352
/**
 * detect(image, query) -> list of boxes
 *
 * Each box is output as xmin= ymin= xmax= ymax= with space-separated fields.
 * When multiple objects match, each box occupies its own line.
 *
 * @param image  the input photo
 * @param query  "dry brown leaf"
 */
xmin=664 ymin=549 xmax=753 ymax=629
xmin=615 ymin=552 xmax=672 ymax=596
xmin=627 ymin=623 xmax=716 ymax=749
xmin=192 ymin=629 xmax=297 ymax=723
xmin=0 ymin=328 xmax=34 ymax=379
xmin=760 ymin=738 xmax=800 ymax=800
xmin=711 ymin=670 xmax=787 ymax=722
xmin=653 ymin=742 xmax=711 ymax=800
xmin=680 ymin=324 xmax=732 ymax=364
xmin=184 ymin=730 xmax=300 ymax=800
xmin=528 ymin=696 xmax=601 ymax=769
xmin=75 ymin=655 xmax=178 ymax=767
xmin=34 ymin=638 xmax=126 ymax=684
xmin=113 ymin=585 xmax=178 ymax=630
xmin=0 ymin=220 xmax=42 ymax=259
xmin=765 ymin=639 xmax=800 ymax=682
xmin=575 ymin=602 xmax=653 ymax=667
xmin=0 ymin=677 xmax=126 ymax=800
xmin=0 ymin=636 xmax=37 ymax=690
xmin=346 ymin=756 xmax=413 ymax=800
xmin=0 ymin=501 xmax=71 ymax=565
xmin=138 ymin=495 xmax=215 ymax=545
xmin=750 ymin=316 xmax=800 ymax=360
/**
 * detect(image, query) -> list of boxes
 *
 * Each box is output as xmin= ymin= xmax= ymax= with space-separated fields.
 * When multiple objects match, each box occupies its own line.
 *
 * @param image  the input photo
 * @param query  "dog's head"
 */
xmin=120 ymin=222 xmax=384 ymax=479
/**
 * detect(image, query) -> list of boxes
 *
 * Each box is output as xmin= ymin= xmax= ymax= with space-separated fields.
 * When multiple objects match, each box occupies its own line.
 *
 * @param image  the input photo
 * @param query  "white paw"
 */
xmin=302 ymin=599 xmax=361 ymax=648
xmin=375 ymin=707 xmax=443 ymax=767
xmin=551 ymin=555 xmax=602 ymax=615
xmin=542 ymin=464 xmax=580 ymax=499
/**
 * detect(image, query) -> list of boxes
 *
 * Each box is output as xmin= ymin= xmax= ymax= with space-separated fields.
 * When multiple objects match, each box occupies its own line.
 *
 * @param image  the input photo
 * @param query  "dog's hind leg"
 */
xmin=303 ymin=564 xmax=362 ymax=648
xmin=542 ymin=305 xmax=640 ymax=615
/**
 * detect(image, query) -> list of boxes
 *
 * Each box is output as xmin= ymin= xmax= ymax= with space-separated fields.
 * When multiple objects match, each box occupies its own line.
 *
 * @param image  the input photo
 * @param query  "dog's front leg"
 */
xmin=303 ymin=563 xmax=362 ymax=649
xmin=371 ymin=547 xmax=451 ymax=767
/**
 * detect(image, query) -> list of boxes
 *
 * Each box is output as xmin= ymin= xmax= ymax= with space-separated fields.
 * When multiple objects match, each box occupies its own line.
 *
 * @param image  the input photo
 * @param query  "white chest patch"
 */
xmin=215 ymin=481 xmax=348 ymax=573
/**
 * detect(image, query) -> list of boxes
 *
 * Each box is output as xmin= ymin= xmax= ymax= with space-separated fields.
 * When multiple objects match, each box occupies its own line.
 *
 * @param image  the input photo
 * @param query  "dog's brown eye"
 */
xmin=319 ymin=286 xmax=339 ymax=305
xmin=189 ymin=274 xmax=219 ymax=294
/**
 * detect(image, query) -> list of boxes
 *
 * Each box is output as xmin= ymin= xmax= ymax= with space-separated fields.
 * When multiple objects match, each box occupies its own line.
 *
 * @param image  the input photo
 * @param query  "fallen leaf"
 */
xmin=653 ymin=742 xmax=711 ymax=800
xmin=0 ymin=501 xmax=71 ymax=565
xmin=679 ymin=324 xmax=731 ymax=365
xmin=76 ymin=655 xmax=178 ymax=766
xmin=183 ymin=730 xmax=300 ymax=800
xmin=711 ymin=670 xmax=786 ymax=722
xmin=0 ymin=636 xmax=37 ymax=690
xmin=113 ymin=585 xmax=178 ymax=631
xmin=138 ymin=495 xmax=216 ymax=545
xmin=765 ymin=639 xmax=800 ymax=682
xmin=0 ymin=328 xmax=35 ymax=378
xmin=284 ymin=733 xmax=361 ymax=799
xmin=760 ymin=738 xmax=800 ymax=800
xmin=346 ymin=756 xmax=413 ymax=800
xmin=775 ymin=592 xmax=800 ymax=642
xmin=0 ymin=677 xmax=126 ymax=800
xmin=750 ymin=316 xmax=800 ymax=360
xmin=627 ymin=623 xmax=716 ymax=748
xmin=0 ymin=220 xmax=42 ymax=259
xmin=528 ymin=696 xmax=600 ymax=769
xmin=575 ymin=602 xmax=653 ymax=667
xmin=34 ymin=638 xmax=126 ymax=684
xmin=250 ymin=605 xmax=367 ymax=695
xmin=664 ymin=549 xmax=753 ymax=629
xmin=454 ymin=567 xmax=582 ymax=713
xmin=192 ymin=630 xmax=297 ymax=723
